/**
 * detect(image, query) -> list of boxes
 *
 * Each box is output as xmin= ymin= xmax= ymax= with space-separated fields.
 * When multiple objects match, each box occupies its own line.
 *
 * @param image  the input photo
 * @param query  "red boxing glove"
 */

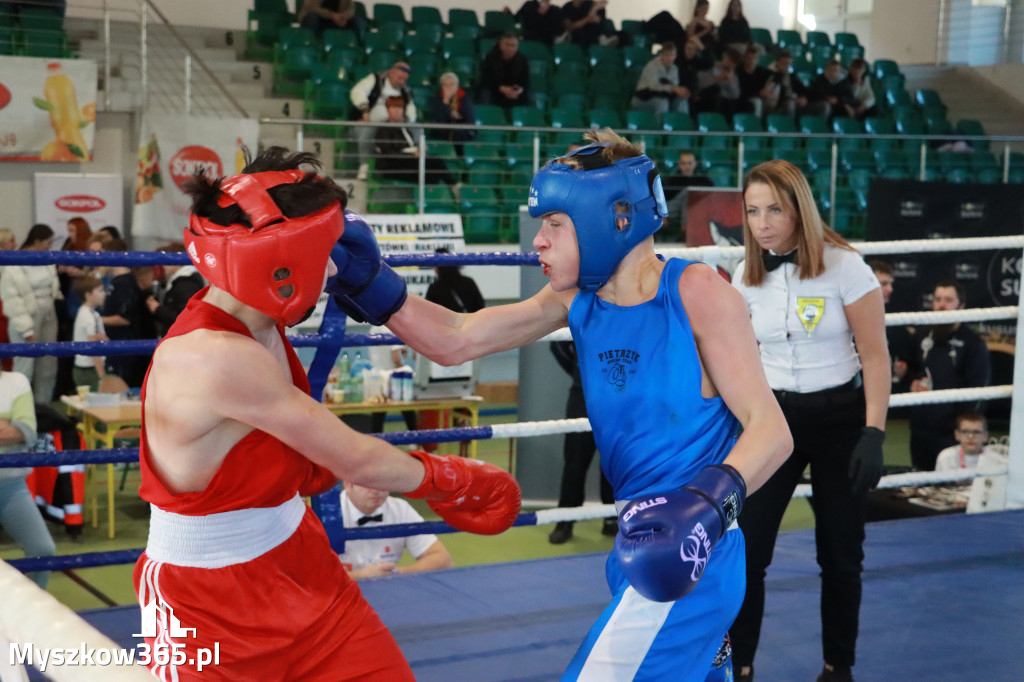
xmin=405 ymin=451 xmax=521 ymax=535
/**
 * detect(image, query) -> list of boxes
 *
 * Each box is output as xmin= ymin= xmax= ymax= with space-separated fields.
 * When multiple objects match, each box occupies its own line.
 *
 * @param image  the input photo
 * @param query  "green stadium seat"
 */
xmin=552 ymin=70 xmax=587 ymax=95
xmin=847 ymin=168 xmax=872 ymax=191
xmin=17 ymin=7 xmax=63 ymax=30
xmin=915 ymin=89 xmax=944 ymax=108
xmin=776 ymin=29 xmax=803 ymax=49
xmin=444 ymin=55 xmax=478 ymax=88
xmin=550 ymin=106 xmax=585 ymax=129
xmin=278 ymin=25 xmax=317 ymax=50
xmin=835 ymin=32 xmax=860 ymax=49
xmin=621 ymin=19 xmax=645 ymax=37
xmin=840 ymin=149 xmax=874 ymax=172
xmin=589 ymin=108 xmax=623 ymax=129
xmin=424 ymin=184 xmax=457 ymax=214
xmin=441 ymin=36 xmax=476 ymax=59
xmin=254 ymin=0 xmax=292 ymax=15
xmin=708 ymin=166 xmax=737 ymax=187
xmin=622 ymin=46 xmax=651 ymax=69
xmin=969 ymin=151 xmax=999 ymax=171
xmin=750 ymin=27 xmax=773 ymax=50
xmin=450 ymin=24 xmax=481 ymax=42
xmin=662 ymin=111 xmax=695 ymax=131
xmin=742 ymin=148 xmax=772 ymax=170
xmin=411 ymin=6 xmax=444 ymax=27
xmin=873 ymin=59 xmax=900 ymax=80
xmin=927 ymin=119 xmax=954 ymax=137
xmin=733 ymin=113 xmax=766 ymax=150
xmin=886 ymin=89 xmax=912 ymax=108
xmin=365 ymin=30 xmax=400 ymax=54
xmin=372 ymin=3 xmax=406 ymax=26
xmin=483 ymin=10 xmax=515 ymax=37
xmin=406 ymin=52 xmax=438 ymax=84
xmin=474 ymin=104 xmax=509 ymax=127
xmin=976 ymin=168 xmax=1002 ymax=184
xmin=310 ymin=81 xmax=353 ymax=121
xmin=626 ymin=109 xmax=660 ymax=133
xmin=833 ymin=117 xmax=865 ymax=149
xmin=588 ymin=44 xmax=621 ymax=69
xmin=327 ymin=48 xmax=366 ymax=79
xmin=403 ymin=27 xmax=442 ymax=55
xmin=805 ymin=31 xmax=831 ymax=50
xmin=448 ymin=8 xmax=480 ymax=29
xmin=800 ymin=115 xmax=831 ymax=150
xmin=553 ymin=43 xmax=587 ymax=65
xmin=806 ymin=148 xmax=832 ymax=172
xmin=944 ymin=167 xmax=973 ymax=184
xmin=896 ymin=118 xmax=925 ymax=136
xmin=528 ymin=59 xmax=551 ymax=90
xmin=274 ymin=45 xmax=319 ymax=96
xmin=519 ymin=40 xmax=554 ymax=63
xmin=368 ymin=49 xmax=403 ymax=73
xmin=323 ymin=28 xmax=360 ymax=53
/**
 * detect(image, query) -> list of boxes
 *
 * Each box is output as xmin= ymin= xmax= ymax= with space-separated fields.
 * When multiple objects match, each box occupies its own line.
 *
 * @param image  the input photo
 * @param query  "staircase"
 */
xmin=63 ymin=17 xmax=305 ymax=149
xmin=900 ymin=64 xmax=1024 ymax=150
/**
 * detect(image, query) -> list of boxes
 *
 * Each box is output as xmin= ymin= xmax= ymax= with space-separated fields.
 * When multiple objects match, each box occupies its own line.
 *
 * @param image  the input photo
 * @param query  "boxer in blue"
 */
xmin=327 ymin=129 xmax=793 ymax=681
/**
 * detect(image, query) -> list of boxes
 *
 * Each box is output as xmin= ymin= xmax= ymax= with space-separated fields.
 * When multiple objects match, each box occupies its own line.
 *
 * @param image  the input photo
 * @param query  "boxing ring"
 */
xmin=1 ymin=239 xmax=1022 ymax=680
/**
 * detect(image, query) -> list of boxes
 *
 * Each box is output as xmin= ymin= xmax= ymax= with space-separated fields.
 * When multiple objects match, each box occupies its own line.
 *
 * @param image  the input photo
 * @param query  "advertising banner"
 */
xmin=33 ymin=173 xmax=123 ymax=236
xmin=0 ymin=56 xmax=98 ymax=162
xmin=684 ymin=188 xmax=745 ymax=280
xmin=130 ymin=114 xmax=259 ymax=249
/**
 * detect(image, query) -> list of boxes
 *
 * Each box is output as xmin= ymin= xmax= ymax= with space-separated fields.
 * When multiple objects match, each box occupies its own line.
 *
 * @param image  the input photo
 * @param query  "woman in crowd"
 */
xmin=0 ymin=224 xmax=61 ymax=401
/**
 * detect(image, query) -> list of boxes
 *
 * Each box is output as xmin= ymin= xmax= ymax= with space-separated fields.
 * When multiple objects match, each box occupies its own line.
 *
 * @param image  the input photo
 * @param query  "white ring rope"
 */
xmin=0 ymin=561 xmax=152 ymax=682
xmin=656 ymin=235 xmax=1024 ymax=261
xmin=888 ymin=385 xmax=1012 ymax=407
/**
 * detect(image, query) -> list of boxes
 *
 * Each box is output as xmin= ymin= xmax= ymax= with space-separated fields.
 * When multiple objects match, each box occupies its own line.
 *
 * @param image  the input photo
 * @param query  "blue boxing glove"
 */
xmin=614 ymin=464 xmax=746 ymax=602
xmin=325 ymin=210 xmax=407 ymax=325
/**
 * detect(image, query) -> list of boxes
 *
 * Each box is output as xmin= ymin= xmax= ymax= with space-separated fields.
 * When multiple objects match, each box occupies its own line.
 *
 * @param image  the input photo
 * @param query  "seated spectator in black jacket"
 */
xmin=717 ymin=0 xmax=752 ymax=54
xmin=426 ymin=247 xmax=485 ymax=314
xmin=103 ymin=263 xmax=157 ymax=388
xmin=764 ymin=49 xmax=826 ymax=119
xmin=152 ymin=244 xmax=204 ymax=337
xmin=478 ymin=33 xmax=532 ymax=109
xmin=375 ymin=96 xmax=459 ymax=187
xmin=427 ymin=72 xmax=477 ymax=155
xmin=297 ymin=0 xmax=364 ymax=39
xmin=661 ymin=150 xmax=713 ymax=241
xmin=512 ymin=0 xmax=564 ymax=45
xmin=810 ymin=59 xmax=858 ymax=120
xmin=736 ymin=46 xmax=773 ymax=118
xmin=561 ymin=0 xmax=612 ymax=47
xmin=686 ymin=0 xmax=717 ymax=54
xmin=696 ymin=48 xmax=750 ymax=118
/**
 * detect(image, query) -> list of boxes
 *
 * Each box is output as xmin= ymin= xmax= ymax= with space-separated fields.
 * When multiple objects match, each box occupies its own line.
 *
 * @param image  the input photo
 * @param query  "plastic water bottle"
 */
xmin=350 ymin=351 xmax=373 ymax=378
xmin=336 ymin=352 xmax=350 ymax=378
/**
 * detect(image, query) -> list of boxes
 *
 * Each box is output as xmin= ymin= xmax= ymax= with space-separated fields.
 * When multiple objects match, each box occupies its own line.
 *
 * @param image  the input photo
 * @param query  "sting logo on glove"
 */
xmin=681 ymin=521 xmax=712 ymax=581
xmin=621 ymin=496 xmax=668 ymax=523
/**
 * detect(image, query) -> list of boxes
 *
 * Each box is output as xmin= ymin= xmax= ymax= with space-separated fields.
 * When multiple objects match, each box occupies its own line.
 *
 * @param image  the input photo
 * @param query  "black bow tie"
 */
xmin=357 ymin=514 xmax=383 ymax=526
xmin=762 ymin=250 xmax=797 ymax=272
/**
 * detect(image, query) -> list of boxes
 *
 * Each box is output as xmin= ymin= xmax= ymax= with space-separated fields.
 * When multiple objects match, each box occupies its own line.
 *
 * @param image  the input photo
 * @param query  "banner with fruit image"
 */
xmin=131 ymin=114 xmax=258 ymax=249
xmin=0 ymin=56 xmax=97 ymax=161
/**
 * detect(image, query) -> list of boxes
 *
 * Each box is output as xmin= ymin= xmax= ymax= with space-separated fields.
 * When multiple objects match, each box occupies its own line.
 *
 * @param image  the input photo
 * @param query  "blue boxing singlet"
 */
xmin=568 ymin=258 xmax=740 ymax=500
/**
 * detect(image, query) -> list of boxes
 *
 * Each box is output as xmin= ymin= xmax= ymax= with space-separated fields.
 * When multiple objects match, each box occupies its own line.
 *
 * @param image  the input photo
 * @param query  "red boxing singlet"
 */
xmin=132 ymin=291 xmax=414 ymax=681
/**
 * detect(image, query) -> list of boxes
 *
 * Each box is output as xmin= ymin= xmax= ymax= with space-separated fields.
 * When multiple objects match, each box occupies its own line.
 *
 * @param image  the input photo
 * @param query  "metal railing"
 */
xmin=261 ymin=117 xmax=1024 ymax=242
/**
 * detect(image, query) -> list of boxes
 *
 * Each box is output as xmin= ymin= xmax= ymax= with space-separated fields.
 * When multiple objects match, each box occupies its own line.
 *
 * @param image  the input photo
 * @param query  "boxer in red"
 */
xmin=132 ymin=147 xmax=520 ymax=681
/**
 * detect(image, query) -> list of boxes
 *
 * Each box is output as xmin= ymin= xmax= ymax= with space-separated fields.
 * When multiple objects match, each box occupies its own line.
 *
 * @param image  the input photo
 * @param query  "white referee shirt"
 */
xmin=337 ymin=491 xmax=439 ymax=571
xmin=732 ymin=245 xmax=880 ymax=393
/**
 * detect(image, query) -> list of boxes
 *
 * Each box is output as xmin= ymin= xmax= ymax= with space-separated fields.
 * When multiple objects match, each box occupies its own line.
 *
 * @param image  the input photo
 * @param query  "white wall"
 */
xmin=868 ymin=0 xmax=941 ymax=65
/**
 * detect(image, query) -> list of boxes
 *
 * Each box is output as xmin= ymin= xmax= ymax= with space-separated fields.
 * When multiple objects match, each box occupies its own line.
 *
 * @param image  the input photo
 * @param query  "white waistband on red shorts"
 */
xmin=146 ymin=493 xmax=306 ymax=569
xmin=614 ymin=499 xmax=739 ymax=532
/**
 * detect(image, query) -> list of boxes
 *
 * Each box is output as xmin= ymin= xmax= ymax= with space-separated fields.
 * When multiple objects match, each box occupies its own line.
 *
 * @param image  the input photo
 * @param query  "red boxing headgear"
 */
xmin=183 ymin=169 xmax=343 ymax=326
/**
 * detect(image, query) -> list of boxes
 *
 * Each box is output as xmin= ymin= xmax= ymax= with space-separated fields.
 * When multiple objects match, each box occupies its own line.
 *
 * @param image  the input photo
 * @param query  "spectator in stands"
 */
xmin=374 ymin=96 xmax=460 ymax=189
xmin=662 ymin=149 xmax=714 ymax=240
xmin=686 ymin=0 xmax=717 ymax=54
xmin=765 ymin=49 xmax=823 ymax=119
xmin=97 ymin=225 xmax=122 ymax=241
xmin=151 ymin=243 xmax=204 ymax=337
xmin=718 ymin=0 xmax=753 ymax=55
xmin=426 ymin=247 xmax=485 ymax=315
xmin=297 ymin=0 xmax=364 ymax=39
xmin=906 ymin=280 xmax=991 ymax=471
xmin=427 ymin=72 xmax=477 ymax=156
xmin=843 ymin=58 xmax=878 ymax=120
xmin=337 ymin=480 xmax=454 ymax=579
xmin=71 ymin=274 xmax=107 ymax=392
xmin=934 ymin=412 xmax=993 ymax=472
xmin=349 ymin=61 xmax=416 ymax=180
xmin=630 ymin=42 xmax=692 ymax=115
xmin=0 ymin=229 xmax=14 ymax=371
xmin=0 ymin=224 xmax=60 ymax=401
xmin=810 ymin=60 xmax=858 ymax=120
xmin=737 ymin=45 xmax=774 ymax=118
xmin=511 ymin=0 xmax=564 ymax=45
xmin=547 ymin=340 xmax=616 ymax=544
xmin=56 ymin=216 xmax=94 ymax=398
xmin=696 ymin=48 xmax=750 ymax=118
xmin=0 ymin=368 xmax=56 ymax=588
xmin=478 ymin=33 xmax=532 ymax=109
xmin=868 ymin=260 xmax=913 ymax=397
xmin=561 ymin=0 xmax=614 ymax=47
xmin=102 ymin=262 xmax=158 ymax=388
xmin=677 ymin=36 xmax=712 ymax=107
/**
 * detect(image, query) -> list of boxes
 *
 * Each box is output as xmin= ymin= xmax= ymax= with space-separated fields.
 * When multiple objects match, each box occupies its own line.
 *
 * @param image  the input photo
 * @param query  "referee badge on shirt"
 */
xmin=796 ymin=297 xmax=825 ymax=336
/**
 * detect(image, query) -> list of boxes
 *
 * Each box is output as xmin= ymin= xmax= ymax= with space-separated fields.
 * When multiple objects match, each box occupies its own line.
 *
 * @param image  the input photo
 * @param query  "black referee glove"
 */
xmin=848 ymin=427 xmax=885 ymax=496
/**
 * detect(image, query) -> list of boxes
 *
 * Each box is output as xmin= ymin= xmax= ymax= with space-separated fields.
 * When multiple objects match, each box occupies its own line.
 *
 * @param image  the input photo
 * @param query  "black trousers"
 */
xmin=731 ymin=386 xmax=867 ymax=670
xmin=556 ymin=387 xmax=614 ymax=511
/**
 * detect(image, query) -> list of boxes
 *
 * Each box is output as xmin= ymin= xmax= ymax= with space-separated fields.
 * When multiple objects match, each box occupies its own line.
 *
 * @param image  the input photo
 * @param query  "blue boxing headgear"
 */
xmin=528 ymin=142 xmax=668 ymax=291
